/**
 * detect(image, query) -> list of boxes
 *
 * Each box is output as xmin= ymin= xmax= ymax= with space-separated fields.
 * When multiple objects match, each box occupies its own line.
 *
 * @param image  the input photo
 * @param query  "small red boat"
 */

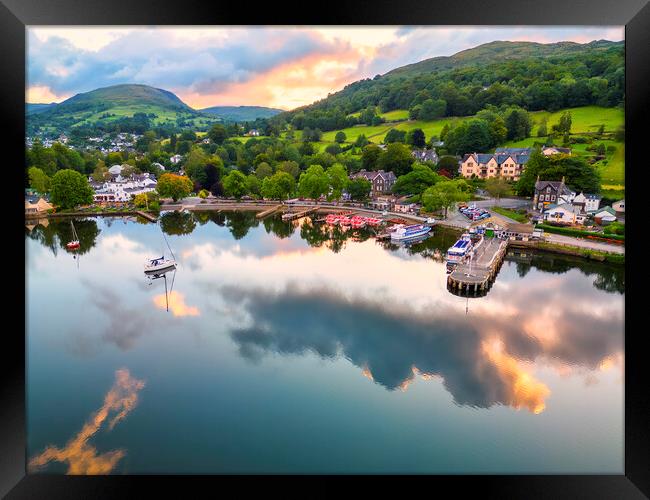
xmin=66 ymin=221 xmax=80 ymax=250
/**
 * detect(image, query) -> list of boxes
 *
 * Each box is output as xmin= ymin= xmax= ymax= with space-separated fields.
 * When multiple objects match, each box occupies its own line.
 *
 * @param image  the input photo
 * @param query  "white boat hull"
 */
xmin=144 ymin=260 xmax=177 ymax=273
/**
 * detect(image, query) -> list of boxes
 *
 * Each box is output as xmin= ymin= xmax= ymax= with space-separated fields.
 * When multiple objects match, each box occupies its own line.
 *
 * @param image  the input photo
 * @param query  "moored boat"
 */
xmin=66 ymin=221 xmax=80 ymax=250
xmin=390 ymin=224 xmax=431 ymax=241
xmin=144 ymin=256 xmax=177 ymax=274
xmin=445 ymin=233 xmax=473 ymax=273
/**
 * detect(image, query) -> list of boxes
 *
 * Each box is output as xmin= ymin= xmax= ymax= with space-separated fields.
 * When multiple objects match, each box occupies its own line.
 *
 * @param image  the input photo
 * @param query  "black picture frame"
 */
xmin=2 ymin=0 xmax=647 ymax=497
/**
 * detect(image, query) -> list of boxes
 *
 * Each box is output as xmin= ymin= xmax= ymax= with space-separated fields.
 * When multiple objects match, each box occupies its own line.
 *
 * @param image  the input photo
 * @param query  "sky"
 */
xmin=27 ymin=26 xmax=624 ymax=111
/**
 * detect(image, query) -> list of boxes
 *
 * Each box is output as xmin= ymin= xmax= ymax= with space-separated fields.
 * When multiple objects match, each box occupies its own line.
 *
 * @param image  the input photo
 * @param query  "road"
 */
xmin=472 ymin=197 xmax=531 ymax=209
xmin=544 ymin=233 xmax=625 ymax=254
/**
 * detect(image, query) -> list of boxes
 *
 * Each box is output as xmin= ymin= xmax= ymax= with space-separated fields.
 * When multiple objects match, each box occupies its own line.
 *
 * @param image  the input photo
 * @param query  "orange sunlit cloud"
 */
xmin=179 ymin=48 xmax=367 ymax=109
xmin=153 ymin=290 xmax=200 ymax=317
xmin=28 ymin=369 xmax=145 ymax=475
xmin=482 ymin=340 xmax=550 ymax=414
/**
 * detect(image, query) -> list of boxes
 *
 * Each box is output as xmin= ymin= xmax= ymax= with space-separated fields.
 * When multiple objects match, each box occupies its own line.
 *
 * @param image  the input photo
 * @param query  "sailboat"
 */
xmin=144 ymin=226 xmax=177 ymax=274
xmin=66 ymin=221 xmax=80 ymax=250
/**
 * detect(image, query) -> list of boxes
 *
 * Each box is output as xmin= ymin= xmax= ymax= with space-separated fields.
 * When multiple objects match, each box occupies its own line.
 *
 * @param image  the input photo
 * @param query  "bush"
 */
xmin=537 ymin=223 xmax=625 ymax=241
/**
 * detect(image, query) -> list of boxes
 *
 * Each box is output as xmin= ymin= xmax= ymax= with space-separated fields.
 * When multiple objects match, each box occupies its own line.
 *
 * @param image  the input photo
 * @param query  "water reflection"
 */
xmin=214 ymin=282 xmax=621 ymax=414
xmin=26 ymin=217 xmax=101 ymax=256
xmin=28 ymin=369 xmax=145 ymax=474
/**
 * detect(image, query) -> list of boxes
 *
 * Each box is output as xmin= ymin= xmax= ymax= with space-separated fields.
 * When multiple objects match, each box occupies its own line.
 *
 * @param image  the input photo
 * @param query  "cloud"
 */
xmin=153 ymin=290 xmax=200 ymax=317
xmin=28 ymin=368 xmax=145 ymax=474
xmin=27 ymin=26 xmax=623 ymax=109
xmin=210 ymin=277 xmax=621 ymax=414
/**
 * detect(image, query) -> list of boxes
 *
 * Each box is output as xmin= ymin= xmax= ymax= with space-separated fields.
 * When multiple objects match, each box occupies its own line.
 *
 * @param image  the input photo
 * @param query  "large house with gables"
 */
xmin=349 ymin=169 xmax=397 ymax=197
xmin=533 ymin=177 xmax=576 ymax=211
xmin=458 ymin=147 xmax=531 ymax=181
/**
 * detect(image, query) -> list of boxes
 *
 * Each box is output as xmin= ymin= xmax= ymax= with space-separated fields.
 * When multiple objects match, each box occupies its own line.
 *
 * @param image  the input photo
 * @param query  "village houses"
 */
xmin=458 ymin=147 xmax=531 ymax=181
xmin=349 ymin=169 xmax=397 ymax=197
xmin=89 ymin=164 xmax=157 ymax=203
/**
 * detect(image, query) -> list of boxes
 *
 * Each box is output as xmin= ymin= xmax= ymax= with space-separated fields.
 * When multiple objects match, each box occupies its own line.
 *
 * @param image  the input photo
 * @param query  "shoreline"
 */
xmin=29 ymin=203 xmax=624 ymax=265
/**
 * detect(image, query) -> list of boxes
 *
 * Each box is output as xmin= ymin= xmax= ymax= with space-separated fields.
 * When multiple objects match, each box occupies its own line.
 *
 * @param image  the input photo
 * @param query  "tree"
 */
xmin=261 ymin=171 xmax=296 ymax=200
xmin=335 ymin=131 xmax=347 ymax=144
xmin=515 ymin=148 xmax=600 ymax=196
xmin=384 ymin=129 xmax=407 ymax=144
xmin=156 ymin=173 xmax=193 ymax=202
xmin=277 ymin=160 xmax=300 ymax=179
xmin=537 ymin=118 xmax=548 ymax=137
xmin=297 ymin=165 xmax=329 ymax=200
xmin=421 ymin=179 xmax=471 ymax=218
xmin=505 ymin=108 xmax=532 ymax=141
xmin=419 ymin=98 xmax=446 ymax=120
xmin=354 ymin=134 xmax=369 ymax=148
xmin=378 ymin=143 xmax=415 ymax=177
xmin=222 ymin=170 xmax=249 ymax=199
xmin=208 ymin=124 xmax=228 ymax=145
xmin=50 ymin=169 xmax=94 ymax=209
xmin=246 ymin=174 xmax=261 ymax=198
xmin=444 ymin=119 xmax=493 ymax=155
xmin=406 ymin=128 xmax=426 ymax=148
xmin=28 ymin=167 xmax=51 ymax=194
xmin=90 ymin=160 xmax=109 ymax=182
xmin=347 ymin=177 xmax=372 ymax=201
xmin=484 ymin=177 xmax=512 ymax=205
xmin=361 ymin=144 xmax=383 ymax=170
xmin=254 ymin=162 xmax=273 ymax=180
xmin=325 ymin=163 xmax=349 ymax=201
xmin=392 ymin=163 xmax=441 ymax=197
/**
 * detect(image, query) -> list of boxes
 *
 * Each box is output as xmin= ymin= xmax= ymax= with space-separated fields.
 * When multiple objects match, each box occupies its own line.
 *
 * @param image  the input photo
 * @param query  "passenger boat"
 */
xmin=390 ymin=224 xmax=431 ymax=241
xmin=445 ymin=233 xmax=473 ymax=273
xmin=66 ymin=221 xmax=80 ymax=250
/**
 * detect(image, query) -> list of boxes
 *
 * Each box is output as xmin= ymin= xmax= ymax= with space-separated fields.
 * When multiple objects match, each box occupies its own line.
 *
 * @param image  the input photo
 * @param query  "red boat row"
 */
xmin=325 ymin=213 xmax=382 ymax=228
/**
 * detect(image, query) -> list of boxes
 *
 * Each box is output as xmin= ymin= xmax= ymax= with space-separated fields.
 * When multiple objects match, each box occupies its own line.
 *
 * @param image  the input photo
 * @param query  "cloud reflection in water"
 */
xmin=29 ymin=369 xmax=145 ymax=474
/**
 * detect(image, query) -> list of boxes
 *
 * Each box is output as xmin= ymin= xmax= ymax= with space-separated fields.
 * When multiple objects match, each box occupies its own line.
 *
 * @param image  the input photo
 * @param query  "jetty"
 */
xmin=281 ymin=206 xmax=320 ymax=221
xmin=447 ymin=237 xmax=508 ymax=296
xmin=256 ymin=204 xmax=283 ymax=219
xmin=135 ymin=210 xmax=158 ymax=222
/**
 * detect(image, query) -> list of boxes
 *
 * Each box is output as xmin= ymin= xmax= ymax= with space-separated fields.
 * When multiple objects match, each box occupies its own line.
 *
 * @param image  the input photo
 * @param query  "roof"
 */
xmin=504 ymin=222 xmax=534 ymax=234
xmin=590 ymin=206 xmax=617 ymax=216
xmin=545 ymin=203 xmax=581 ymax=214
xmin=535 ymin=180 xmax=574 ymax=196
xmin=575 ymin=192 xmax=601 ymax=201
xmin=463 ymin=151 xmax=530 ymax=166
xmin=494 ymin=147 xmax=532 ymax=155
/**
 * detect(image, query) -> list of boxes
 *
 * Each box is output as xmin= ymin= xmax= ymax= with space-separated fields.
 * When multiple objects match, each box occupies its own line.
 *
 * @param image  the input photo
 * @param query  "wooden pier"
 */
xmin=256 ymin=204 xmax=283 ymax=219
xmin=447 ymin=237 xmax=508 ymax=297
xmin=281 ymin=206 xmax=320 ymax=221
xmin=135 ymin=210 xmax=158 ymax=222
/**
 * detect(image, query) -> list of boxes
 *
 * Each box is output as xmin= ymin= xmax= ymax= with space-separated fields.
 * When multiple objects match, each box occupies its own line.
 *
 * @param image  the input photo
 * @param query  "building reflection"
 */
xmin=28 ymin=369 xmax=145 ymax=474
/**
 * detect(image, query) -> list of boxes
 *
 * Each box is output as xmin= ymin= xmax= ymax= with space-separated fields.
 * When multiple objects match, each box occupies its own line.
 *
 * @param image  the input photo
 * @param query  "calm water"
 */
xmin=26 ymin=212 xmax=624 ymax=474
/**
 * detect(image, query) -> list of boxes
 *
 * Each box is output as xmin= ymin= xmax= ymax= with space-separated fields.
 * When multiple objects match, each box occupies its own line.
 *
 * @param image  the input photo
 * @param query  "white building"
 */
xmin=543 ymin=203 xmax=586 ymax=225
xmin=90 ymin=173 xmax=157 ymax=203
xmin=572 ymin=192 xmax=601 ymax=213
xmin=170 ymin=154 xmax=182 ymax=164
xmin=612 ymin=199 xmax=625 ymax=213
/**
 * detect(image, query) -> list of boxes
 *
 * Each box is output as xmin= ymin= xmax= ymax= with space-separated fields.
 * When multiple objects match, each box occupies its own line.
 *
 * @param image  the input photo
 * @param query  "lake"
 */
xmin=25 ymin=211 xmax=624 ymax=474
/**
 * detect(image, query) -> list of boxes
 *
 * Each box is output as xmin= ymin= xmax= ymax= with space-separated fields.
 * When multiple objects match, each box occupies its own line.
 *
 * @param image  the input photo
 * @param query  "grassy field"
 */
xmin=491 ymin=206 xmax=529 ymax=222
xmin=528 ymin=106 xmax=623 ymax=135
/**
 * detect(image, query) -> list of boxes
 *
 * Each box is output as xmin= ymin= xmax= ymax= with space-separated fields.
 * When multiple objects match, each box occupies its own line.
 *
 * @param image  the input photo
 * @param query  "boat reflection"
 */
xmin=147 ymin=266 xmax=176 ymax=313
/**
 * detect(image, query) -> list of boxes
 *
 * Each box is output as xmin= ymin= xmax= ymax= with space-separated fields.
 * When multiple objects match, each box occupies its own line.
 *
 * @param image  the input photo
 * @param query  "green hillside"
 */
xmin=26 ymin=84 xmax=220 ymax=135
xmin=199 ymin=105 xmax=283 ymax=121
xmin=276 ymin=40 xmax=623 ymax=132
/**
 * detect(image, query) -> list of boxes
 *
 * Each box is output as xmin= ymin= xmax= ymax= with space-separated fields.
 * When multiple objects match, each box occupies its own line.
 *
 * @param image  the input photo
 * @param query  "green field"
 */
xmin=528 ymin=106 xmax=623 ymax=135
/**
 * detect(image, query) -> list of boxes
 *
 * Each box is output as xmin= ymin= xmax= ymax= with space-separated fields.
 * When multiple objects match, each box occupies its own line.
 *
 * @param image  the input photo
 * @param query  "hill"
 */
xmin=26 ymin=84 xmax=219 ymax=135
xmin=277 ymin=40 xmax=624 ymax=131
xmin=385 ymin=40 xmax=622 ymax=78
xmin=199 ymin=105 xmax=283 ymax=122
xmin=26 ymin=103 xmax=57 ymax=114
